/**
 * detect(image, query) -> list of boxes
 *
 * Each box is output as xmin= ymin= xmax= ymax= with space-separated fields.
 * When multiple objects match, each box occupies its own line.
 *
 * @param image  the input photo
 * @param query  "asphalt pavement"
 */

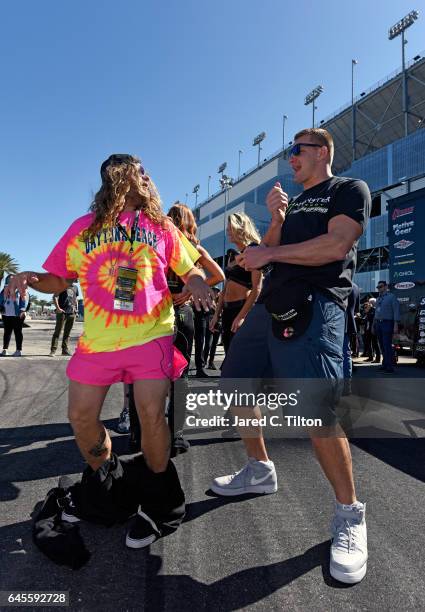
xmin=1 ymin=320 xmax=425 ymax=611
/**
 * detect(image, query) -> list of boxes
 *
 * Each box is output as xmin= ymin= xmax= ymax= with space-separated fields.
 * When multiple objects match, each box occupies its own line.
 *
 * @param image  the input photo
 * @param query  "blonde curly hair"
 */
xmin=227 ymin=211 xmax=261 ymax=247
xmin=85 ymin=154 xmax=166 ymax=238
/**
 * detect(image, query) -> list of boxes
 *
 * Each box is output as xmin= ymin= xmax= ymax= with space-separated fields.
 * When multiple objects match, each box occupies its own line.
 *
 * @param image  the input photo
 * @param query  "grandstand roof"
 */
xmin=323 ymin=55 xmax=425 ymax=173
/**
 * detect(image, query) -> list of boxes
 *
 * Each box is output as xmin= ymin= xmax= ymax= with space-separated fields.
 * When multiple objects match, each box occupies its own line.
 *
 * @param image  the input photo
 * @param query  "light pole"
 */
xmin=220 ymin=174 xmax=233 ymax=268
xmin=282 ymin=115 xmax=288 ymax=158
xmin=389 ymin=10 xmax=419 ymax=136
xmin=207 ymin=175 xmax=211 ymax=198
xmin=252 ymin=132 xmax=266 ymax=168
xmin=238 ymin=150 xmax=243 ymax=180
xmin=352 ymin=59 xmax=358 ymax=161
xmin=304 ymin=86 xmax=324 ymax=128
xmin=192 ymin=184 xmax=200 ymax=207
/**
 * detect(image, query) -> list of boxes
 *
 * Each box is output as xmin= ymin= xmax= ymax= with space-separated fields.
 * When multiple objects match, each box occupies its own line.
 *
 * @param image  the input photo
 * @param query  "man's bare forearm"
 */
xmin=266 ymin=233 xmax=348 ymax=267
xmin=29 ymin=272 xmax=72 ymax=294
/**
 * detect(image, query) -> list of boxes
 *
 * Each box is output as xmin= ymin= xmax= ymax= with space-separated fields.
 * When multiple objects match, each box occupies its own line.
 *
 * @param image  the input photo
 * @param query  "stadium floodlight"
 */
xmin=252 ymin=131 xmax=266 ymax=167
xmin=304 ymin=85 xmax=323 ymax=106
xmin=252 ymin=131 xmax=266 ymax=146
xmin=388 ymin=10 xmax=419 ymax=39
xmin=388 ymin=10 xmax=419 ymax=136
xmin=304 ymin=86 xmax=324 ymax=127
xmin=218 ymin=162 xmax=227 ymax=175
xmin=219 ymin=174 xmax=233 ymax=189
xmin=192 ymin=184 xmax=200 ymax=206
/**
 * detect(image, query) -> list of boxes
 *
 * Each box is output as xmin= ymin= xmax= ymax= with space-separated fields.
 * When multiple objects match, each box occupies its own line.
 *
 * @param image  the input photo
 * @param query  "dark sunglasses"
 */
xmin=288 ymin=143 xmax=324 ymax=157
xmin=101 ymin=154 xmax=145 ymax=176
xmin=376 ymin=284 xmax=386 ymax=289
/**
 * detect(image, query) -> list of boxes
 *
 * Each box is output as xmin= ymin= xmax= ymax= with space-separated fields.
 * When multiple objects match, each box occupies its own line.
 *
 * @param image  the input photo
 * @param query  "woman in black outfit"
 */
xmin=210 ymin=212 xmax=262 ymax=354
xmin=167 ymin=203 xmax=224 ymax=452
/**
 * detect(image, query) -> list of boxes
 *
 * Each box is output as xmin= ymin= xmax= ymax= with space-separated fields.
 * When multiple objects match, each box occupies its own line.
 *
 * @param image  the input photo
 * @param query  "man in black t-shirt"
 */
xmin=211 ymin=128 xmax=371 ymax=585
xmin=49 ymin=283 xmax=79 ymax=356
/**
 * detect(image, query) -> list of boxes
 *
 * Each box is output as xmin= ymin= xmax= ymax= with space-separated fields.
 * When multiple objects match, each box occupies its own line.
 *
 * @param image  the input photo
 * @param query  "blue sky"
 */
xmin=1 ymin=0 xmax=424 ymax=284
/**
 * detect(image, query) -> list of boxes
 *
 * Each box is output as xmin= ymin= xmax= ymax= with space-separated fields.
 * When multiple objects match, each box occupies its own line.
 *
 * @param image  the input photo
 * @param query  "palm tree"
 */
xmin=0 ymin=252 xmax=19 ymax=286
xmin=38 ymin=299 xmax=50 ymax=314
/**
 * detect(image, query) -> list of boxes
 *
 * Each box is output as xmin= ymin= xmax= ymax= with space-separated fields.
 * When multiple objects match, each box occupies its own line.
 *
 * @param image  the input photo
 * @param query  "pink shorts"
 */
xmin=66 ymin=336 xmax=187 ymax=386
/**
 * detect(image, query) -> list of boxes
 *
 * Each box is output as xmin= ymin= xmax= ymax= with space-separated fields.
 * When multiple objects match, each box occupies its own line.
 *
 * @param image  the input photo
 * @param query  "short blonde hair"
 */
xmin=227 ymin=212 xmax=261 ymax=247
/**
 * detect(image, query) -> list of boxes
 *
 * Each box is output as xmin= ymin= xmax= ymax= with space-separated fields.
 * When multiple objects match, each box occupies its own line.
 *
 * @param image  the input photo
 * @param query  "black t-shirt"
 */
xmin=57 ymin=285 xmax=79 ymax=314
xmin=259 ymin=176 xmax=371 ymax=309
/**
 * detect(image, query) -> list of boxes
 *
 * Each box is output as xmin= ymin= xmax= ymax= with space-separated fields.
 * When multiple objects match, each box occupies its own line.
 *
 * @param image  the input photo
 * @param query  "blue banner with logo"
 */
xmin=388 ymin=187 xmax=425 ymax=358
xmin=389 ymin=187 xmax=425 ymax=287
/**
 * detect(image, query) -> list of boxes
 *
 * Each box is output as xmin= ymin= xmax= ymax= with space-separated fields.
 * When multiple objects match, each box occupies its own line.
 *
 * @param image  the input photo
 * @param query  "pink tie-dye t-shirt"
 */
xmin=43 ymin=211 xmax=200 ymax=354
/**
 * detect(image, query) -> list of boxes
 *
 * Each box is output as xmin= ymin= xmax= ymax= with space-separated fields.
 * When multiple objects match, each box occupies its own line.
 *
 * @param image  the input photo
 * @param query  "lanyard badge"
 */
xmin=113 ymin=266 xmax=138 ymax=311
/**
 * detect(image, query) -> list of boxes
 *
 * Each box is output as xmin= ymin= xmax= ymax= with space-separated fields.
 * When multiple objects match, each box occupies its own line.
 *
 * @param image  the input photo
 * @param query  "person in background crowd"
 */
xmin=210 ymin=213 xmax=263 ymax=355
xmin=343 ymin=282 xmax=360 ymax=395
xmin=167 ymin=203 xmax=224 ymax=450
xmin=0 ymin=274 xmax=29 ymax=357
xmin=203 ymin=287 xmax=221 ymax=370
xmin=5 ymin=154 xmax=213 ymax=549
xmin=374 ymin=280 xmax=400 ymax=374
xmin=178 ymin=231 xmax=225 ymax=378
xmin=367 ymin=298 xmax=381 ymax=363
xmin=362 ymin=300 xmax=380 ymax=362
xmin=49 ymin=282 xmax=79 ymax=356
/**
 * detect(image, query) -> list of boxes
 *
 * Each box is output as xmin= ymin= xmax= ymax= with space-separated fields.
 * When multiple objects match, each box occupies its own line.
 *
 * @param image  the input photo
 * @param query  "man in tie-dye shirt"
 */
xmin=6 ymin=154 xmax=214 ymax=548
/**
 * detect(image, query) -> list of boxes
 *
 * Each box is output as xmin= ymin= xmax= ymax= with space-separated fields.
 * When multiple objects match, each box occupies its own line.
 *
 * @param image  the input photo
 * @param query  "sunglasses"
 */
xmin=101 ymin=154 xmax=145 ymax=176
xmin=376 ymin=285 xmax=386 ymax=289
xmin=288 ymin=143 xmax=324 ymax=157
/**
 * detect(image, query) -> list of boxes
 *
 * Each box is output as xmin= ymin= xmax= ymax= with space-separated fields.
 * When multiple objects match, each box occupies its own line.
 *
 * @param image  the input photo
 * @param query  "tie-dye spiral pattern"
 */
xmin=43 ymin=211 xmax=199 ymax=353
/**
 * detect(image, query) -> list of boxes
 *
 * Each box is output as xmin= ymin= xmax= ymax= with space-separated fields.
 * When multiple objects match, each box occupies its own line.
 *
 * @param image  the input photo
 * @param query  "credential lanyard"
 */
xmin=116 ymin=211 xmax=140 ymax=253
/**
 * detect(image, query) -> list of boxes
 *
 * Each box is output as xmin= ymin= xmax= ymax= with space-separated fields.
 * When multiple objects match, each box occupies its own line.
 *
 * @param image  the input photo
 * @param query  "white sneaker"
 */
xmin=330 ymin=501 xmax=367 ymax=584
xmin=0 ymin=349 xmax=7 ymax=356
xmin=12 ymin=350 xmax=22 ymax=357
xmin=211 ymin=458 xmax=278 ymax=496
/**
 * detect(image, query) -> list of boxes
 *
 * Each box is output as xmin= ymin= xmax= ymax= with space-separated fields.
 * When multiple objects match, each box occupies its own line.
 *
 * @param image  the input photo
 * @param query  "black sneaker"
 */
xmin=60 ymin=491 xmax=81 ymax=523
xmin=126 ymin=508 xmax=161 ymax=549
xmin=208 ymin=362 xmax=217 ymax=370
xmin=171 ymin=434 xmax=190 ymax=457
xmin=195 ymin=369 xmax=209 ymax=378
xmin=62 ymin=349 xmax=72 ymax=356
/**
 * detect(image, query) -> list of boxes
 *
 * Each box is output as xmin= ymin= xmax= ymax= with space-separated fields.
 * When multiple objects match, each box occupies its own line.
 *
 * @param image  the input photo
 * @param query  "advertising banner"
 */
xmin=388 ymin=187 xmax=425 ymax=360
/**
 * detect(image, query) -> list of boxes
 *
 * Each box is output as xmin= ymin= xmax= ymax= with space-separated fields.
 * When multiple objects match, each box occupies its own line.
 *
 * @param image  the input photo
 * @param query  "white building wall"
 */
xmin=198 ymin=202 xmax=247 ymax=241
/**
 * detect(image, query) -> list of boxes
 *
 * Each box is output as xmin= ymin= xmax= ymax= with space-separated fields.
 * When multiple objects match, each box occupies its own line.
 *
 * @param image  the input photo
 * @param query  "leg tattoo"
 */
xmin=89 ymin=428 xmax=108 ymax=457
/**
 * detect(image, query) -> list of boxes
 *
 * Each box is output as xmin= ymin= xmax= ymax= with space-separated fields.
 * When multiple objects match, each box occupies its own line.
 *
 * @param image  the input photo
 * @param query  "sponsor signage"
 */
xmin=389 ymin=189 xmax=425 ymax=285
xmin=394 ymin=239 xmax=414 ymax=249
xmin=394 ymin=282 xmax=416 ymax=290
xmin=392 ymin=206 xmax=414 ymax=221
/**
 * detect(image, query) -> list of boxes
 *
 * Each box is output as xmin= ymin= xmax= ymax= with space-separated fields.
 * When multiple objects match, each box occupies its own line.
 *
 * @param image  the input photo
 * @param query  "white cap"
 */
xmin=368 ymin=298 xmax=376 ymax=306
